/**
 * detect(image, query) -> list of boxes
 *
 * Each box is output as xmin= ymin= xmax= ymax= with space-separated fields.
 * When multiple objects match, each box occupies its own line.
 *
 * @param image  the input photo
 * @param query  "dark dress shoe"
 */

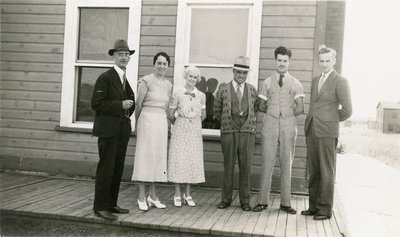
xmin=252 ymin=204 xmax=268 ymax=212
xmin=241 ymin=204 xmax=251 ymax=211
xmin=280 ymin=205 xmax=297 ymax=214
xmin=313 ymin=214 xmax=331 ymax=221
xmin=110 ymin=206 xmax=129 ymax=214
xmin=301 ymin=209 xmax=316 ymax=216
xmin=94 ymin=211 xmax=117 ymax=221
xmin=217 ymin=202 xmax=230 ymax=209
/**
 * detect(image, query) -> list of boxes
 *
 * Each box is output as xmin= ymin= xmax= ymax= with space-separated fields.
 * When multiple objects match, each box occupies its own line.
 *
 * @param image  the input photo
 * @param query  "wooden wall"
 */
xmin=0 ymin=0 xmax=343 ymax=194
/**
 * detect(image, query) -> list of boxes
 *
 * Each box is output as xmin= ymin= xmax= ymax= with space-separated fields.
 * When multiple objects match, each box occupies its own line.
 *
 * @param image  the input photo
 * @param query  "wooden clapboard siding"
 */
xmin=0 ymin=0 xmax=343 ymax=194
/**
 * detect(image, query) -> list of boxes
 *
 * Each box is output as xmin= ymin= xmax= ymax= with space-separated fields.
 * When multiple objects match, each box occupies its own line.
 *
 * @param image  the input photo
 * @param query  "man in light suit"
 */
xmin=91 ymin=39 xmax=135 ymax=221
xmin=302 ymin=46 xmax=352 ymax=220
xmin=214 ymin=56 xmax=258 ymax=211
xmin=253 ymin=46 xmax=304 ymax=214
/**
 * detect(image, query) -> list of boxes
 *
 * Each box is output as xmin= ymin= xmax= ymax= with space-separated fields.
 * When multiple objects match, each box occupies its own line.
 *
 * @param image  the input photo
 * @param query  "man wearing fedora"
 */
xmin=253 ymin=46 xmax=304 ymax=214
xmin=214 ymin=56 xmax=258 ymax=211
xmin=91 ymin=39 xmax=135 ymax=221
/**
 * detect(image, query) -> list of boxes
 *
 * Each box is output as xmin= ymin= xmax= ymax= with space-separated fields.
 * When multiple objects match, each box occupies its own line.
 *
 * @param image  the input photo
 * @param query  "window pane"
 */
xmin=189 ymin=8 xmax=249 ymax=64
xmin=195 ymin=67 xmax=236 ymax=129
xmin=78 ymin=8 xmax=129 ymax=60
xmin=76 ymin=67 xmax=110 ymax=122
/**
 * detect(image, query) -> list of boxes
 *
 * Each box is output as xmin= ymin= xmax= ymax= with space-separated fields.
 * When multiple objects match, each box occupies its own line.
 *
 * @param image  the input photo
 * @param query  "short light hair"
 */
xmin=184 ymin=65 xmax=201 ymax=80
xmin=318 ymin=44 xmax=337 ymax=58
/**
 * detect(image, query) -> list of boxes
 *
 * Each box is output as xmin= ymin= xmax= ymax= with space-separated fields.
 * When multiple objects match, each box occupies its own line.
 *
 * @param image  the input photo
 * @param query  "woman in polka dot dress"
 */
xmin=167 ymin=66 xmax=206 ymax=207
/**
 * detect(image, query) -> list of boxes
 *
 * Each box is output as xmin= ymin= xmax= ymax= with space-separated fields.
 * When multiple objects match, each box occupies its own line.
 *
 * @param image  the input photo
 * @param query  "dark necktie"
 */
xmin=236 ymin=84 xmax=243 ymax=112
xmin=122 ymin=69 xmax=129 ymax=118
xmin=122 ymin=70 xmax=127 ymax=92
xmin=279 ymin=74 xmax=284 ymax=87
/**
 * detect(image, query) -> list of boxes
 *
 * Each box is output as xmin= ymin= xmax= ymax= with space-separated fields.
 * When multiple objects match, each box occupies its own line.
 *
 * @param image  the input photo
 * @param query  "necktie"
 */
xmin=279 ymin=74 xmax=284 ymax=87
xmin=318 ymin=73 xmax=326 ymax=93
xmin=236 ymin=84 xmax=242 ymax=112
xmin=122 ymin=69 xmax=129 ymax=118
xmin=122 ymin=70 xmax=127 ymax=92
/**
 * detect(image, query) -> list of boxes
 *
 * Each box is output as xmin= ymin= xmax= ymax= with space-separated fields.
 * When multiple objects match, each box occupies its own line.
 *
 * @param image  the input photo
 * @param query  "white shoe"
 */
xmin=137 ymin=199 xmax=148 ymax=211
xmin=183 ymin=194 xmax=195 ymax=207
xmin=174 ymin=196 xmax=182 ymax=207
xmin=147 ymin=196 xmax=166 ymax=209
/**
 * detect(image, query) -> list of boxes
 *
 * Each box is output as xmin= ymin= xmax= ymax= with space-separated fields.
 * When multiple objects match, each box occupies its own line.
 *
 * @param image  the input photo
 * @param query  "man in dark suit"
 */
xmin=91 ymin=39 xmax=135 ymax=221
xmin=302 ymin=45 xmax=352 ymax=220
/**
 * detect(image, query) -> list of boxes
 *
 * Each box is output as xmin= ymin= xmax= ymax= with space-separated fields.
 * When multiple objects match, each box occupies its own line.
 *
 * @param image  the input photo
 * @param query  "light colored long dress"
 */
xmin=132 ymin=74 xmax=172 ymax=182
xmin=167 ymin=87 xmax=206 ymax=184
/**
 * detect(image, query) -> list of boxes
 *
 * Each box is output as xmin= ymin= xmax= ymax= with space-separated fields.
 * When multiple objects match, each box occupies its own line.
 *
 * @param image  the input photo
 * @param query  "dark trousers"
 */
xmin=306 ymin=121 xmax=337 ymax=216
xmin=221 ymin=132 xmax=255 ymax=205
xmin=93 ymin=120 xmax=131 ymax=211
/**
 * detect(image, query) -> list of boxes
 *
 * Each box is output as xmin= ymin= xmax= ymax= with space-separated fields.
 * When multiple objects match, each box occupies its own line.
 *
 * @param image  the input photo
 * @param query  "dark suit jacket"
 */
xmin=304 ymin=70 xmax=352 ymax=138
xmin=91 ymin=68 xmax=135 ymax=138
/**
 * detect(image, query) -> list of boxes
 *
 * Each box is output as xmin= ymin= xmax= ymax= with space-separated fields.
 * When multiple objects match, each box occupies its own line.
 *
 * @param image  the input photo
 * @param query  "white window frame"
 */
xmin=60 ymin=0 xmax=142 ymax=129
xmin=174 ymin=0 xmax=262 ymax=136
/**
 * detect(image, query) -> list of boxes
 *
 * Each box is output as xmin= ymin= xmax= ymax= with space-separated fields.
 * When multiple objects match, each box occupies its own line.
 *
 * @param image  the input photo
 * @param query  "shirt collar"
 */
xmin=276 ymin=71 xmax=289 ymax=81
xmin=184 ymin=87 xmax=198 ymax=94
xmin=113 ymin=65 xmax=125 ymax=81
xmin=322 ymin=69 xmax=334 ymax=79
xmin=232 ymin=80 xmax=244 ymax=89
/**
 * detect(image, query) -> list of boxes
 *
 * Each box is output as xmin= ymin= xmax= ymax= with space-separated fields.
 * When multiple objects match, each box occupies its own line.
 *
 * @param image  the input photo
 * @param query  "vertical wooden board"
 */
xmin=274 ymin=206 xmax=288 ymax=236
xmin=285 ymin=199 xmax=298 ymax=237
xmin=328 ymin=214 xmax=342 ymax=237
xmin=264 ymin=194 xmax=280 ymax=236
xmin=323 ymin=219 xmax=335 ymax=237
xmin=316 ymin=219 xmax=326 ymax=236
xmin=295 ymin=196 xmax=308 ymax=237
xmin=333 ymin=201 xmax=347 ymax=236
xmin=209 ymin=192 xmax=240 ymax=235
xmin=180 ymin=191 xmax=220 ymax=232
xmin=252 ymin=196 xmax=274 ymax=236
xmin=305 ymin=200 xmax=319 ymax=237
xmin=241 ymin=194 xmax=263 ymax=237
xmin=170 ymin=190 xmax=215 ymax=232
xmin=187 ymin=192 xmax=225 ymax=234
xmin=229 ymin=194 xmax=259 ymax=236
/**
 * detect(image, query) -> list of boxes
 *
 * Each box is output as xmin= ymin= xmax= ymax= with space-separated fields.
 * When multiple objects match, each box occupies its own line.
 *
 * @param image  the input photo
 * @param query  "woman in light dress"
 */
xmin=132 ymin=52 xmax=173 ymax=211
xmin=167 ymin=66 xmax=206 ymax=207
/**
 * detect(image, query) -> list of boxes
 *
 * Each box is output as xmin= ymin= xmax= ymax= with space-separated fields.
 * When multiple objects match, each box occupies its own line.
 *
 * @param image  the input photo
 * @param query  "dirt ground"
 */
xmin=339 ymin=125 xmax=400 ymax=171
xmin=0 ymin=214 xmax=208 ymax=237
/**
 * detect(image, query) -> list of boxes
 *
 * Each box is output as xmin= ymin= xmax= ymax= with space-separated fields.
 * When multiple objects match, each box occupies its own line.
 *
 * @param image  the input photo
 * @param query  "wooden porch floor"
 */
xmin=0 ymin=172 xmax=346 ymax=236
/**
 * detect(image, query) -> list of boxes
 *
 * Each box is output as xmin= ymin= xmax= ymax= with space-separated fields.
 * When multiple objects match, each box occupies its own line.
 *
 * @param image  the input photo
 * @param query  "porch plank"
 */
xmin=252 ymin=196 xmax=274 ymax=236
xmin=264 ymin=194 xmax=281 ymax=236
xmin=295 ymin=196 xmax=308 ymax=237
xmin=0 ymin=172 xmax=347 ymax=237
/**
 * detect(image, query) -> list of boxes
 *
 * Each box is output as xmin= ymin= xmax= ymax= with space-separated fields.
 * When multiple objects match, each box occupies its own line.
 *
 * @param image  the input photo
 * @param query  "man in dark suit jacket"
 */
xmin=91 ymin=39 xmax=135 ymax=221
xmin=302 ymin=46 xmax=352 ymax=220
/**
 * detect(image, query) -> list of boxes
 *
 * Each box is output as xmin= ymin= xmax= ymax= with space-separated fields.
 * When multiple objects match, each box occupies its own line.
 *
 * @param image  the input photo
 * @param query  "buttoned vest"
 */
xmin=231 ymin=84 xmax=249 ymax=128
xmin=266 ymin=77 xmax=296 ymax=119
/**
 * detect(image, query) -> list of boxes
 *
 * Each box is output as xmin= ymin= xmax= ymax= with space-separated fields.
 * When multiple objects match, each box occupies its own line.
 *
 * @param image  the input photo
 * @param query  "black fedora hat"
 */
xmin=108 ymin=39 xmax=135 ymax=56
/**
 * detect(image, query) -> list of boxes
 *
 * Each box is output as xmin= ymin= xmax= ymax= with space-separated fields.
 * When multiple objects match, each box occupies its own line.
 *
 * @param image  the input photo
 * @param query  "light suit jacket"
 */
xmin=304 ymin=70 xmax=352 ymax=138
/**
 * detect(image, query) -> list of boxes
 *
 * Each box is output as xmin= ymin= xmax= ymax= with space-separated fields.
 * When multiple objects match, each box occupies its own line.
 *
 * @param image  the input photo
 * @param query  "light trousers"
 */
xmin=258 ymin=114 xmax=297 ymax=206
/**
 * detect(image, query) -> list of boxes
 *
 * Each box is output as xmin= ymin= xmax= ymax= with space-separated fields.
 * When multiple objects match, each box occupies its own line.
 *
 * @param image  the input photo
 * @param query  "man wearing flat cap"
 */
xmin=214 ymin=56 xmax=258 ymax=211
xmin=91 ymin=39 xmax=135 ymax=221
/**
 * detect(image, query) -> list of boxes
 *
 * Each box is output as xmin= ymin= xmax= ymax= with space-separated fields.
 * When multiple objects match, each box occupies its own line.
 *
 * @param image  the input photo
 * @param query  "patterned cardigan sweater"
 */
xmin=214 ymin=82 xmax=258 ymax=134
